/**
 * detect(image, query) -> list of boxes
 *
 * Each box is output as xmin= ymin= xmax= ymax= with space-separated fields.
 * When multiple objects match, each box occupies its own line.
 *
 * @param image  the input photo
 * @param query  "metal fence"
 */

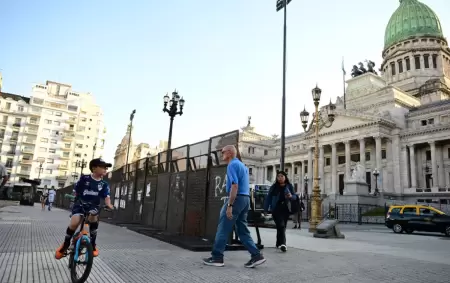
xmin=56 ymin=130 xmax=242 ymax=240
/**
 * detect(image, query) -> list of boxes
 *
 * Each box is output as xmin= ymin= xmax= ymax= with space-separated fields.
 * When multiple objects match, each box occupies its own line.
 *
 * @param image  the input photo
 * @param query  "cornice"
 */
xmin=382 ymin=47 xmax=447 ymax=68
xmin=406 ymin=103 xmax=450 ymax=117
xmin=400 ymin=124 xmax=450 ymax=138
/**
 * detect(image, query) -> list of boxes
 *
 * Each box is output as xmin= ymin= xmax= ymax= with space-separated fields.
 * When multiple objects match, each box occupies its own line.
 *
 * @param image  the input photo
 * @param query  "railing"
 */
xmin=56 ymin=175 xmax=68 ymax=180
xmin=58 ymin=164 xmax=68 ymax=170
xmin=22 ymin=148 xmax=34 ymax=154
xmin=23 ymin=139 xmax=36 ymax=144
xmin=20 ymin=159 xmax=33 ymax=164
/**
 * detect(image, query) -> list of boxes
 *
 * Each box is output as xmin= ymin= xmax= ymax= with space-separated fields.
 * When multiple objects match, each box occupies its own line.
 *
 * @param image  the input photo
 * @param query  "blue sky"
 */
xmin=1 ymin=0 xmax=449 ymax=162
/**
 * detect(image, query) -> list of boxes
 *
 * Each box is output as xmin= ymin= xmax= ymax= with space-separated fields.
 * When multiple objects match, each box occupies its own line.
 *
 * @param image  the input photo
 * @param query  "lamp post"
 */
xmin=275 ymin=0 xmax=292 ymax=172
xmin=92 ymin=143 xmax=97 ymax=160
xmin=162 ymin=90 xmax=185 ymax=172
xmin=300 ymin=85 xmax=336 ymax=233
xmin=125 ymin=110 xmax=136 ymax=177
xmin=76 ymin=159 xmax=87 ymax=176
xmin=36 ymin=160 xmax=44 ymax=180
xmin=373 ymin=168 xmax=380 ymax=196
xmin=303 ymin=175 xmax=309 ymax=198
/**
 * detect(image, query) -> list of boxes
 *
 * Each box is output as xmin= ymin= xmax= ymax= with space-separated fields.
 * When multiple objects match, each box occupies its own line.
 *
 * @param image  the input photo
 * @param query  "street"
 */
xmin=1 ymin=204 xmax=450 ymax=283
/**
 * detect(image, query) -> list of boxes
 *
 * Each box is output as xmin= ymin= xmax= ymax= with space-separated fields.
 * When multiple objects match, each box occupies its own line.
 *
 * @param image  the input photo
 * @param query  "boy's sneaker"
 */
xmin=203 ymin=257 xmax=224 ymax=267
xmin=93 ymin=246 xmax=99 ymax=257
xmin=280 ymin=244 xmax=287 ymax=252
xmin=55 ymin=244 xmax=68 ymax=260
xmin=244 ymin=254 xmax=266 ymax=268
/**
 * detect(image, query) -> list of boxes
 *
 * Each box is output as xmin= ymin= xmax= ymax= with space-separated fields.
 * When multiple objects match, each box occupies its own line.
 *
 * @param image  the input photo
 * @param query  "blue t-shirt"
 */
xmin=74 ymin=175 xmax=110 ymax=206
xmin=226 ymin=158 xmax=250 ymax=196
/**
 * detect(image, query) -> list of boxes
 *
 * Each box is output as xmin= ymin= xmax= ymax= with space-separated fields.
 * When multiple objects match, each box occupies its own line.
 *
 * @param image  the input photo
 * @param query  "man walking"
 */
xmin=203 ymin=145 xmax=266 ymax=268
xmin=0 ymin=163 xmax=9 ymax=200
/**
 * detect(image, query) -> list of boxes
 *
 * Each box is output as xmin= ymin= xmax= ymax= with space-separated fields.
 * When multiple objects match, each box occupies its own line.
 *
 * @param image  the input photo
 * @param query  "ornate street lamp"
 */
xmin=303 ymin=175 xmax=309 ymax=198
xmin=373 ymin=168 xmax=380 ymax=196
xmin=76 ymin=159 xmax=87 ymax=175
xmin=300 ymin=84 xmax=336 ymax=233
xmin=162 ymin=90 xmax=185 ymax=172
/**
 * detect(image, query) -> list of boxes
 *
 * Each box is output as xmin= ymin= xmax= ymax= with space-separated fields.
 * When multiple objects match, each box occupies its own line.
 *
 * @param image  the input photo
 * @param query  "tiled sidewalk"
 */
xmin=1 ymin=204 xmax=450 ymax=283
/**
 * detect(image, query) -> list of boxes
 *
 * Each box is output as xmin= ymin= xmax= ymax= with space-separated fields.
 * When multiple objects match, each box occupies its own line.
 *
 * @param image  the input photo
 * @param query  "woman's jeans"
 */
xmin=273 ymin=204 xmax=290 ymax=246
xmin=211 ymin=195 xmax=260 ymax=260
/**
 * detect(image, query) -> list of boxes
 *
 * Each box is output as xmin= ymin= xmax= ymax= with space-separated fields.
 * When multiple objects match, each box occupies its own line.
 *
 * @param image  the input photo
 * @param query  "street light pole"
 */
xmin=300 ymin=85 xmax=336 ymax=233
xmin=125 ymin=110 xmax=136 ymax=176
xmin=76 ymin=159 xmax=87 ymax=176
xmin=162 ymin=90 xmax=185 ymax=172
xmin=276 ymin=0 xmax=292 ymax=172
xmin=92 ymin=143 xmax=97 ymax=160
xmin=373 ymin=168 xmax=380 ymax=196
xmin=37 ymin=160 xmax=44 ymax=180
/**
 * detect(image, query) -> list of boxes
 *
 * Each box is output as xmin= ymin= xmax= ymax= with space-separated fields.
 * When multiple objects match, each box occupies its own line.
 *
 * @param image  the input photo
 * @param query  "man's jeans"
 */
xmin=211 ymin=195 xmax=260 ymax=260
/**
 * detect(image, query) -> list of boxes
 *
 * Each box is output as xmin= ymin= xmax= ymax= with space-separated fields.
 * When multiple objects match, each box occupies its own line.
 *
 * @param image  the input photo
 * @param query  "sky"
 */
xmin=1 ymin=0 xmax=449 ymax=162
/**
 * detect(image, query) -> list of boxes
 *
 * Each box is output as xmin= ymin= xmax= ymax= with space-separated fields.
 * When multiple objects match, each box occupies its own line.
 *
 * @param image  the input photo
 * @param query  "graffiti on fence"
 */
xmin=128 ymin=182 xmax=133 ymax=201
xmin=114 ymin=184 xmax=119 ymax=209
xmin=170 ymin=174 xmax=185 ymax=203
xmin=145 ymin=182 xmax=151 ymax=197
xmin=214 ymin=174 xmax=227 ymax=203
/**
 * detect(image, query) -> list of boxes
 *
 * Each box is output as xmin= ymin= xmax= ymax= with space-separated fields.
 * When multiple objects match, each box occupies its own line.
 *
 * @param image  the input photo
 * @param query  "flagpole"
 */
xmin=342 ymin=57 xmax=346 ymax=110
xmin=280 ymin=0 xmax=287 ymax=172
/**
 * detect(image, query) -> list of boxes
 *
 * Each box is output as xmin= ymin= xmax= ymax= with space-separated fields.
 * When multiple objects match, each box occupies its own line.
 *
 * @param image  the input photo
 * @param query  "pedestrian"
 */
xmin=40 ymin=193 xmax=46 ymax=210
xmin=0 ymin=163 xmax=9 ymax=200
xmin=292 ymin=192 xmax=305 ymax=229
xmin=47 ymin=186 xmax=55 ymax=211
xmin=203 ymin=145 xmax=266 ymax=268
xmin=263 ymin=170 xmax=297 ymax=252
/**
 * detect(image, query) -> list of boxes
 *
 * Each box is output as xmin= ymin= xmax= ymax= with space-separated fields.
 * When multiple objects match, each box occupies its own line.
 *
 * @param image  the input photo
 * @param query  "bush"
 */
xmin=362 ymin=207 xmax=386 ymax=217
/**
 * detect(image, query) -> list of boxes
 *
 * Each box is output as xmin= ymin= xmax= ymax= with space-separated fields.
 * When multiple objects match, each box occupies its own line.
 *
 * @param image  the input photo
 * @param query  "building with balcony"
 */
xmin=26 ymin=80 xmax=107 ymax=188
xmin=0 ymin=91 xmax=32 ymax=184
xmin=240 ymin=0 xmax=450 ymax=205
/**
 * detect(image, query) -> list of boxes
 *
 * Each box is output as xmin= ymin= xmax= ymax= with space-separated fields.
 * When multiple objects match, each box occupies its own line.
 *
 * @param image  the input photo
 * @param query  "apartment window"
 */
xmin=81 ymin=118 xmax=87 ymax=122
xmin=30 ymin=118 xmax=38 ymax=124
xmin=18 ymin=106 xmax=24 ymax=112
xmin=405 ymin=57 xmax=411 ymax=70
xmin=47 ymin=158 xmax=54 ymax=164
xmin=2 ymin=116 xmax=8 ymax=124
xmin=11 ymin=131 xmax=19 ymax=139
xmin=424 ymin=54 xmax=430 ymax=68
xmin=47 ymin=110 xmax=54 ymax=115
xmin=68 ymin=105 xmax=78 ymax=112
xmin=55 ymin=112 xmax=62 ymax=116
xmin=421 ymin=119 xmax=427 ymax=126
xmin=42 ymin=129 xmax=50 ymax=134
xmin=390 ymin=62 xmax=396 ymax=75
xmin=63 ymin=152 xmax=70 ymax=158
xmin=14 ymin=118 xmax=21 ymax=124
xmin=304 ymin=166 xmax=308 ymax=173
xmin=9 ymin=144 xmax=16 ymax=153
xmin=350 ymin=154 xmax=360 ymax=162
xmin=58 ymin=182 xmax=65 ymax=188
xmin=40 ymin=138 xmax=48 ymax=143
xmin=78 ymin=126 xmax=86 ymax=132
xmin=325 ymin=158 xmax=331 ymax=166
xmin=5 ymin=102 xmax=11 ymax=110
xmin=76 ymin=143 xmax=83 ymax=149
xmin=45 ymin=119 xmax=52 ymax=124
xmin=45 ymin=169 xmax=53 ymax=174
xmin=69 ymin=124 xmax=75 ymax=130
xmin=432 ymin=54 xmax=438 ymax=68
xmin=54 ymin=121 xmax=61 ymax=126
xmin=398 ymin=60 xmax=403 ymax=73
xmin=49 ymin=149 xmax=56 ymax=153
xmin=51 ymin=140 xmax=57 ymax=144
xmin=426 ymin=150 xmax=431 ymax=161
xmin=365 ymin=152 xmax=371 ymax=161
xmin=428 ymin=118 xmax=434 ymax=125
xmin=65 ymin=143 xmax=71 ymax=148
xmin=6 ymin=158 xmax=13 ymax=168
xmin=338 ymin=156 xmax=345 ymax=164
xmin=52 ymin=130 xmax=60 ymax=136
xmin=0 ymin=129 xmax=4 ymax=138
xmin=415 ymin=56 xmax=421 ymax=69
xmin=33 ymin=98 xmax=44 ymax=105
xmin=381 ymin=150 xmax=387 ymax=159
xmin=264 ymin=149 xmax=268 ymax=156
xmin=39 ymin=147 xmax=47 ymax=152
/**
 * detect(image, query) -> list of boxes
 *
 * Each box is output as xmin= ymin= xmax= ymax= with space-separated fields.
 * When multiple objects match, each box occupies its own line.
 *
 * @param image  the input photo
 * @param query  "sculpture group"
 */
xmin=350 ymin=162 xmax=365 ymax=182
xmin=351 ymin=60 xmax=378 ymax=78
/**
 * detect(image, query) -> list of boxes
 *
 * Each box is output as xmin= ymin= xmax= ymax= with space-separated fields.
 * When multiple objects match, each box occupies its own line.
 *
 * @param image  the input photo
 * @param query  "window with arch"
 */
xmin=414 ymin=56 xmax=421 ymax=69
xmin=398 ymin=59 xmax=403 ymax=73
xmin=405 ymin=57 xmax=411 ymax=71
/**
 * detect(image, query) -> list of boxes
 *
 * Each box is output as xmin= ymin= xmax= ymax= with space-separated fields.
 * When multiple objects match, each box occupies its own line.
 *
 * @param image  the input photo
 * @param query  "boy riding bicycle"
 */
xmin=55 ymin=158 xmax=114 ymax=259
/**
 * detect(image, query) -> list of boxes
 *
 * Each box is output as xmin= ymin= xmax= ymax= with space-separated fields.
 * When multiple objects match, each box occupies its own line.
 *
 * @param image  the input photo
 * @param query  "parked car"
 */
xmin=385 ymin=205 xmax=450 ymax=236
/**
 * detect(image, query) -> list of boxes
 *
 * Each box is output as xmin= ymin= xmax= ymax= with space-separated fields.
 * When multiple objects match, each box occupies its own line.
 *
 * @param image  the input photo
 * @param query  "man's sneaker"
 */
xmin=203 ymin=257 xmax=224 ymax=267
xmin=280 ymin=244 xmax=287 ymax=252
xmin=93 ymin=246 xmax=99 ymax=257
xmin=55 ymin=244 xmax=68 ymax=260
xmin=244 ymin=254 xmax=266 ymax=268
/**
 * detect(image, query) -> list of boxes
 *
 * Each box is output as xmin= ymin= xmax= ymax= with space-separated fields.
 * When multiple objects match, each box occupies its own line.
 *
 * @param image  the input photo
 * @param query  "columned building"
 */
xmin=240 ymin=0 xmax=450 ymax=204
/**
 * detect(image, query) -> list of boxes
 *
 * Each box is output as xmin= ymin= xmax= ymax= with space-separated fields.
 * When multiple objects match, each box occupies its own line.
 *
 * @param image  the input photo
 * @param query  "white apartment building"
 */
xmin=26 ymin=81 xmax=106 ymax=189
xmin=0 ymin=91 xmax=32 ymax=184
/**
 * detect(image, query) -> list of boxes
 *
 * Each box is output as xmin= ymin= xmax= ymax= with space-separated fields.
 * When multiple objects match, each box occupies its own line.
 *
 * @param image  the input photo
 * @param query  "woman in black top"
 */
xmin=263 ymin=170 xmax=296 ymax=252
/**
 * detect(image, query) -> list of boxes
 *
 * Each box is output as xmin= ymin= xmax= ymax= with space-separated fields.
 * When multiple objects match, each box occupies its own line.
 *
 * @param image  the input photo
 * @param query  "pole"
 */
xmin=92 ymin=143 xmax=96 ymax=160
xmin=280 ymin=0 xmax=287 ymax=172
xmin=309 ymin=101 xmax=322 ymax=232
xmin=166 ymin=116 xmax=174 ymax=172
xmin=342 ymin=57 xmax=346 ymax=110
xmin=125 ymin=122 xmax=133 ymax=177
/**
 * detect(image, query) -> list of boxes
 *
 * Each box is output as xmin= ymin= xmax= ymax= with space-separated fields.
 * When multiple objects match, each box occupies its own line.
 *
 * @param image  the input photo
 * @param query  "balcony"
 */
xmin=58 ymin=164 xmax=68 ymax=170
xmin=0 ymin=134 xmax=4 ymax=140
xmin=64 ymin=128 xmax=75 ymax=134
xmin=67 ymin=117 xmax=77 ymax=123
xmin=62 ymin=146 xmax=71 ymax=151
xmin=10 ymin=136 xmax=18 ymax=143
xmin=6 ymin=151 xmax=15 ymax=155
xmin=5 ymin=163 xmax=12 ymax=168
xmin=25 ymin=128 xmax=38 ymax=135
xmin=22 ymin=148 xmax=34 ymax=154
xmin=22 ymin=138 xmax=36 ymax=144
xmin=62 ymin=133 xmax=74 ymax=141
xmin=61 ymin=154 xmax=71 ymax=160
xmin=27 ymin=119 xmax=39 ymax=125
xmin=12 ymin=123 xmax=21 ymax=128
xmin=17 ymin=170 xmax=31 ymax=176
xmin=29 ymin=110 xmax=41 ymax=117
xmin=56 ymin=175 xmax=69 ymax=180
xmin=20 ymin=158 xmax=33 ymax=164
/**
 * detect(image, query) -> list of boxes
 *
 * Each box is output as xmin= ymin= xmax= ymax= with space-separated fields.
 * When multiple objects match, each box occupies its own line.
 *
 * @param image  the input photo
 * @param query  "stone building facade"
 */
xmin=239 ymin=0 xmax=450 ymax=204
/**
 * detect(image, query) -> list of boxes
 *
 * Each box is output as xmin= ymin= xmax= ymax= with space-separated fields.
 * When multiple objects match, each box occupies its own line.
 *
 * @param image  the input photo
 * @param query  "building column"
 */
xmin=264 ymin=166 xmax=269 ymax=183
xmin=344 ymin=140 xmax=351 ymax=181
xmin=291 ymin=163 xmax=295 ymax=184
xmin=301 ymin=161 xmax=306 ymax=193
xmin=430 ymin=141 xmax=438 ymax=188
xmin=272 ymin=165 xmax=277 ymax=182
xmin=409 ymin=144 xmax=417 ymax=188
xmin=401 ymin=145 xmax=409 ymax=189
xmin=331 ymin=143 xmax=337 ymax=194
xmin=392 ymin=136 xmax=402 ymax=193
xmin=359 ymin=138 xmax=366 ymax=181
xmin=386 ymin=139 xmax=394 ymax=192
xmin=438 ymin=144 xmax=445 ymax=187
xmin=308 ymin=147 xmax=313 ymax=182
xmin=375 ymin=136 xmax=382 ymax=190
xmin=319 ymin=145 xmax=325 ymax=193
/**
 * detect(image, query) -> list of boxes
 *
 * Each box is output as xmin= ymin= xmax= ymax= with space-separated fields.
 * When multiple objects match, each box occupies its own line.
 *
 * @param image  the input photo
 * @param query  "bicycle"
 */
xmin=64 ymin=200 xmax=112 ymax=283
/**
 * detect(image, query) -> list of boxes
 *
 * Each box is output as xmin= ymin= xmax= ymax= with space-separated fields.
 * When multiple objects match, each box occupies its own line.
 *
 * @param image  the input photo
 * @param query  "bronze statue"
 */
xmin=351 ymin=60 xmax=379 ymax=77
xmin=366 ymin=60 xmax=378 ymax=75
xmin=247 ymin=116 xmax=251 ymax=127
xmin=358 ymin=62 xmax=367 ymax=74
xmin=351 ymin=65 xmax=362 ymax=77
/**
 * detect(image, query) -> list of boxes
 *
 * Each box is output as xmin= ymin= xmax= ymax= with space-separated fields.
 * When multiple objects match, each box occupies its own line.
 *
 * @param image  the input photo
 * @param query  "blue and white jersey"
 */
xmin=74 ymin=174 xmax=110 ymax=206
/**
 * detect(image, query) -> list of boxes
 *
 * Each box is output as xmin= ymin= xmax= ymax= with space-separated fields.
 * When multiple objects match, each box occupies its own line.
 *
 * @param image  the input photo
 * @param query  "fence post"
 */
xmin=358 ymin=205 xmax=362 ymax=225
xmin=335 ymin=204 xmax=339 ymax=221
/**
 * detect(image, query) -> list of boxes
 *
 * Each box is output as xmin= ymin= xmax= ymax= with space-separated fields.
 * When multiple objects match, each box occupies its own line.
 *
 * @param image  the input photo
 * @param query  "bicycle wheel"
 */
xmin=69 ymin=238 xmax=94 ymax=283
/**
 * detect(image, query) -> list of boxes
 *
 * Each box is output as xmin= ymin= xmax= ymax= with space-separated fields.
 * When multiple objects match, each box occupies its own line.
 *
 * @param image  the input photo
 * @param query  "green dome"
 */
xmin=384 ymin=0 xmax=444 ymax=49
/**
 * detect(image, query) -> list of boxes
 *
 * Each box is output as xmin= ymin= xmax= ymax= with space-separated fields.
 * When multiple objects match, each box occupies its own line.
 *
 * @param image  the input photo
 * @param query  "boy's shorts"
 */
xmin=71 ymin=203 xmax=100 ymax=217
